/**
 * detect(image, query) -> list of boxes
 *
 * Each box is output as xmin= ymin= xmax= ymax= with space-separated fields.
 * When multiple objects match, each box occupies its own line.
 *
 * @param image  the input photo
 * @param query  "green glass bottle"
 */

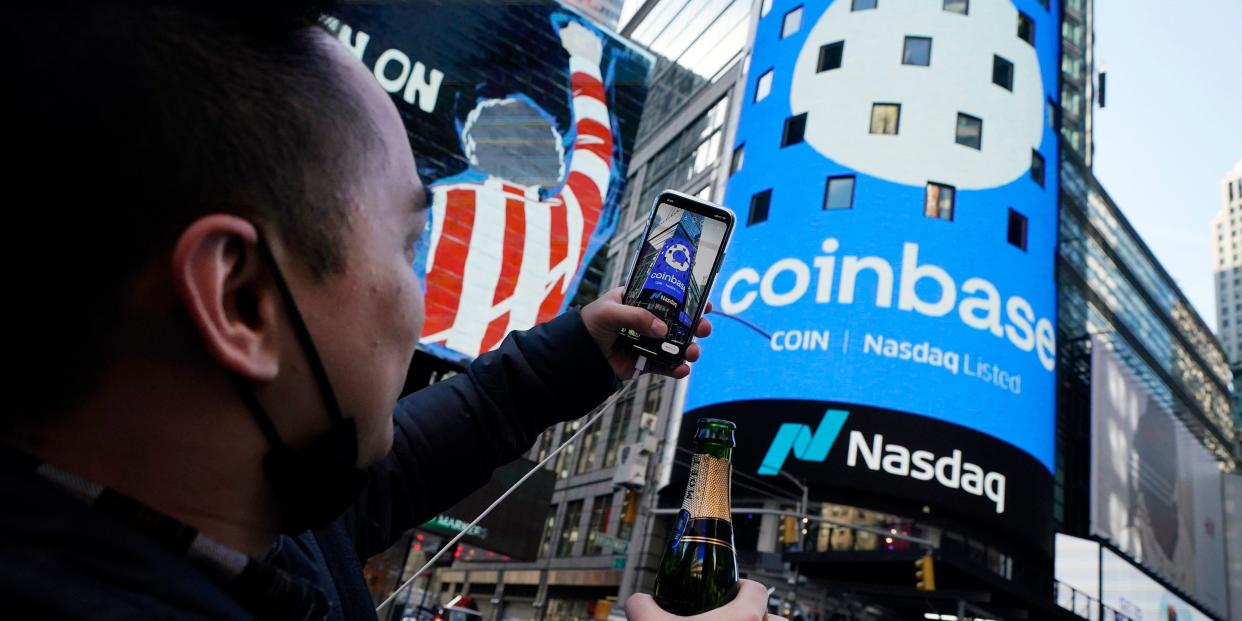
xmin=653 ymin=418 xmax=739 ymax=615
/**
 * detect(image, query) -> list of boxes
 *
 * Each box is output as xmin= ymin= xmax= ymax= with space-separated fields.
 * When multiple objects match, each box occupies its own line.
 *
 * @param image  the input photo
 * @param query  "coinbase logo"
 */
xmin=665 ymin=243 xmax=692 ymax=271
xmin=790 ymin=0 xmax=1045 ymax=189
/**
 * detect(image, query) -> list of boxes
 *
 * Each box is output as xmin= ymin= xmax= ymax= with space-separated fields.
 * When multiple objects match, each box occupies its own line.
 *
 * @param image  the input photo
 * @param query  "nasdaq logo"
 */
xmin=757 ymin=409 xmax=850 ymax=475
xmin=845 ymin=431 xmax=1007 ymax=513
xmin=758 ymin=409 xmax=1007 ymax=513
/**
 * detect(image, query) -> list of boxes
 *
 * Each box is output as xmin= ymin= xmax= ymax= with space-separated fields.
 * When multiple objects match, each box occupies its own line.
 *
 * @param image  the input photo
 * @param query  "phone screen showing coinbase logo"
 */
xmin=624 ymin=202 xmax=727 ymax=348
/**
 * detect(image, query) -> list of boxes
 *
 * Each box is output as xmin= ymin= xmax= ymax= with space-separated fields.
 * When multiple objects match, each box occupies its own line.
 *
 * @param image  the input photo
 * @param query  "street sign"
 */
xmin=592 ymin=531 xmax=629 ymax=555
xmin=423 ymin=514 xmax=488 ymax=539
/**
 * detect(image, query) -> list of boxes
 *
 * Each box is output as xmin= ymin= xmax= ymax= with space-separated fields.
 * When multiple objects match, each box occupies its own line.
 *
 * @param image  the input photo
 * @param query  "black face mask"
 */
xmin=229 ymin=235 xmax=368 ymax=535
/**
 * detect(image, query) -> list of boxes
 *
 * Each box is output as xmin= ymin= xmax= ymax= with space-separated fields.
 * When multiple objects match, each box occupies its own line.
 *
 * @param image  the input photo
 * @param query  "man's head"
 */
xmin=10 ymin=2 xmax=426 ymax=466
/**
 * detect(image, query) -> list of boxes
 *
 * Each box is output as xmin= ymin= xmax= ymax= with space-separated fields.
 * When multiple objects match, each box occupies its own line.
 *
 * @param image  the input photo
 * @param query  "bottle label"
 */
xmin=671 ymin=511 xmax=735 ymax=551
xmin=682 ymin=453 xmax=732 ymax=521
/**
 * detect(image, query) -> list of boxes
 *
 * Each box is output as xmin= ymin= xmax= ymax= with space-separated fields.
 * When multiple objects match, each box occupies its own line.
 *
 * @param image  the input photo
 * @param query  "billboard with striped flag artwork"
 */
xmin=323 ymin=2 xmax=652 ymax=361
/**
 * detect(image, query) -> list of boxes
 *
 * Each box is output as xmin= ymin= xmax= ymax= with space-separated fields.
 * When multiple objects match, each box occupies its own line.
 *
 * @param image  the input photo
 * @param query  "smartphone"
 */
xmin=618 ymin=190 xmax=736 ymax=368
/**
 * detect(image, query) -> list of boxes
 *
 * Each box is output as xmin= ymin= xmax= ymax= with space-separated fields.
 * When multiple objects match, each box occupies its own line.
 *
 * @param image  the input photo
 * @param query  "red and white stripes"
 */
xmin=422 ymin=24 xmax=614 ymax=357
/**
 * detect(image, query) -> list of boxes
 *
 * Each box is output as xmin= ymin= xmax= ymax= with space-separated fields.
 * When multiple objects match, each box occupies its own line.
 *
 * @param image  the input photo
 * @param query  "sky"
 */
xmin=1082 ymin=0 xmax=1241 ymax=330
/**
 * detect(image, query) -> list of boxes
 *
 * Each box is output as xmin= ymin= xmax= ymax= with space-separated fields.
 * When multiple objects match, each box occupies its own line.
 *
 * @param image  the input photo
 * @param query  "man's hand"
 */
xmin=580 ymin=287 xmax=713 ymax=380
xmin=624 ymin=580 xmax=782 ymax=621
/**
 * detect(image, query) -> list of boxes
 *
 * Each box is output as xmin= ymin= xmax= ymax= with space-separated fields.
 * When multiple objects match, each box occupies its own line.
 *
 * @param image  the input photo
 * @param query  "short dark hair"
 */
xmin=7 ymin=1 xmax=376 ymax=423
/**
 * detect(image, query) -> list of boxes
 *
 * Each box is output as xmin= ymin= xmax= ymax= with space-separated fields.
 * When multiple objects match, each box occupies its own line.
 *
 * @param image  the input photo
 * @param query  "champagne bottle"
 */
xmin=653 ymin=418 xmax=739 ymax=615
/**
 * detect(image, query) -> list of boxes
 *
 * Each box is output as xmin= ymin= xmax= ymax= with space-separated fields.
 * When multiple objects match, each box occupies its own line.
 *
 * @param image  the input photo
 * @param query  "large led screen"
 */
xmin=324 ymin=2 xmax=651 ymax=361
xmin=683 ymin=0 xmax=1060 ymax=549
xmin=1091 ymin=339 xmax=1228 ymax=619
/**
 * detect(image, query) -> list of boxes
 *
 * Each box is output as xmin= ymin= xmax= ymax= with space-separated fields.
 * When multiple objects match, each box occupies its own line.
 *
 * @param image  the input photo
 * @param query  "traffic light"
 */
xmin=620 ymin=489 xmax=639 ymax=526
xmin=914 ymin=552 xmax=936 ymax=592
xmin=779 ymin=516 xmax=798 ymax=544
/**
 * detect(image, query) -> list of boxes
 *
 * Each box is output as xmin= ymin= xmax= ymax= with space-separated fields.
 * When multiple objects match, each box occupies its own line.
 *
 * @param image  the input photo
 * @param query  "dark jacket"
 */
xmin=0 ymin=310 xmax=618 ymax=619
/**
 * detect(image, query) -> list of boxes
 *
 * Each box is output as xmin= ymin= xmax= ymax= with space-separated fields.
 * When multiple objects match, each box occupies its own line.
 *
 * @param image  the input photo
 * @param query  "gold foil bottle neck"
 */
xmin=682 ymin=453 xmax=732 ymax=521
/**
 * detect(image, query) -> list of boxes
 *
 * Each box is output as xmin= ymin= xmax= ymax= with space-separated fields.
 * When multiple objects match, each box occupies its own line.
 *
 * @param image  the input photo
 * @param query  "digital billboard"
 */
xmin=1054 ymin=535 xmax=1219 ymax=621
xmin=1090 ymin=340 xmax=1229 ymax=619
xmin=1054 ymin=534 xmax=1101 ymax=618
xmin=1101 ymin=548 xmax=1216 ymax=621
xmin=324 ymin=2 xmax=651 ymax=361
xmin=682 ymin=0 xmax=1060 ymax=548
xmin=1226 ymin=474 xmax=1242 ymax=619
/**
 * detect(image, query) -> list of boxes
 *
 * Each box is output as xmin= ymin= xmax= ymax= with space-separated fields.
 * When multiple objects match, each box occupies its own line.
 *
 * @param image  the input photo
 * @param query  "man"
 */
xmin=1 ymin=3 xmax=772 ymax=620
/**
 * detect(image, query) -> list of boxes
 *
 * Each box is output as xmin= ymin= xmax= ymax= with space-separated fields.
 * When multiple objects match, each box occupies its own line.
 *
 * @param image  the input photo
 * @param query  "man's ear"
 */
xmin=170 ymin=215 xmax=280 ymax=382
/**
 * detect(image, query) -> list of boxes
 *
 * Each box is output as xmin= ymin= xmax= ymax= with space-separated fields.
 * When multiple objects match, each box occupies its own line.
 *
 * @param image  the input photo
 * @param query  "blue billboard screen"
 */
xmin=643 ymin=227 xmax=697 ymax=304
xmin=686 ymin=0 xmax=1060 ymax=526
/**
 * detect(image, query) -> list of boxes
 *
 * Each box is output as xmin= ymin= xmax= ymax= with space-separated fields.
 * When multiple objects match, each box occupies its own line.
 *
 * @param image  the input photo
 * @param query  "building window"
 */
xmin=955 ymin=113 xmax=982 ymax=149
xmin=782 ymin=6 xmax=803 ymax=39
xmin=535 ymin=430 xmax=555 ymax=463
xmin=586 ymin=494 xmax=614 ymax=554
xmin=602 ymin=396 xmax=633 ymax=468
xmin=851 ymin=0 xmax=877 ymax=10
xmin=943 ymin=0 xmax=968 ymax=14
xmin=993 ymin=55 xmax=1014 ymax=90
xmin=755 ymin=69 xmax=773 ymax=103
xmin=538 ymin=505 xmax=557 ymax=558
xmin=557 ymin=499 xmax=584 ymax=556
xmin=639 ymin=382 xmax=661 ymax=418
xmin=570 ymin=250 xmax=611 ymax=316
xmin=925 ymin=182 xmax=955 ymax=221
xmin=1007 ymin=209 xmax=1028 ymax=250
xmin=731 ymin=144 xmax=745 ymax=174
xmin=870 ymin=103 xmax=901 ymax=134
xmin=749 ymin=189 xmax=772 ymax=226
xmin=575 ymin=414 xmax=601 ymax=475
xmin=761 ymin=0 xmax=773 ymax=17
xmin=1047 ymin=97 xmax=1057 ymax=130
xmin=782 ymin=113 xmax=808 ymax=147
xmin=824 ymin=175 xmax=855 ymax=210
xmin=1017 ymin=12 xmax=1035 ymax=45
xmin=1030 ymin=150 xmax=1045 ymax=186
xmin=902 ymin=36 xmax=932 ymax=66
xmin=818 ymin=41 xmax=844 ymax=72
xmin=554 ymin=419 xmax=579 ymax=479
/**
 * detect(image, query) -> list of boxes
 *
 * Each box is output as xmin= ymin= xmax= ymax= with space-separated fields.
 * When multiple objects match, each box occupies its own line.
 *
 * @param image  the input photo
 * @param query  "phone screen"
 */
xmin=622 ymin=198 xmax=730 ymax=358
